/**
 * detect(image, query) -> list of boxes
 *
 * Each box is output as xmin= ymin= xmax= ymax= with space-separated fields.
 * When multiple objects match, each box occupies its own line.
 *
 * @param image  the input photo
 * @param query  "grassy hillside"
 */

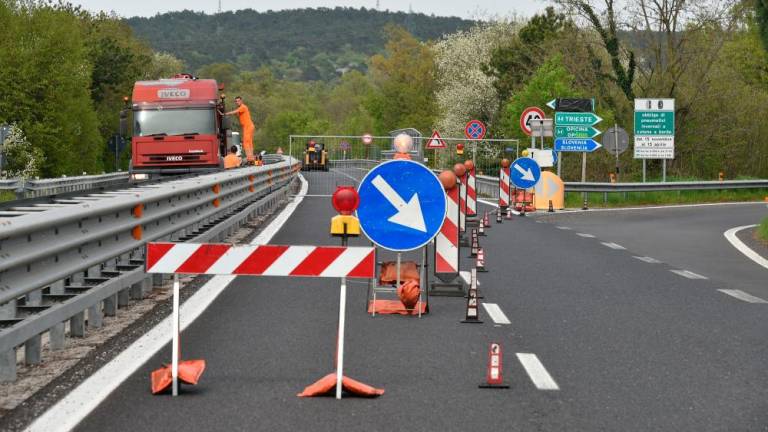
xmin=125 ymin=7 xmax=475 ymax=80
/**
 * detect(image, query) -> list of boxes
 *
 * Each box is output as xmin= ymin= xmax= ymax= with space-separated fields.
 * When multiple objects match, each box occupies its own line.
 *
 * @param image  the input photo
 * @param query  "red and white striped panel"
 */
xmin=458 ymin=177 xmax=466 ymax=232
xmin=435 ymin=186 xmax=459 ymax=275
xmin=467 ymin=168 xmax=477 ymax=217
xmin=499 ymin=167 xmax=510 ymax=208
xmin=145 ymin=243 xmax=375 ymax=278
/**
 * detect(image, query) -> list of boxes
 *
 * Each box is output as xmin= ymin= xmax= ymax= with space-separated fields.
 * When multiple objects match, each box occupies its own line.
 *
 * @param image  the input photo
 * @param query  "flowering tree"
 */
xmin=433 ymin=21 xmax=519 ymax=138
xmin=1 ymin=124 xmax=44 ymax=179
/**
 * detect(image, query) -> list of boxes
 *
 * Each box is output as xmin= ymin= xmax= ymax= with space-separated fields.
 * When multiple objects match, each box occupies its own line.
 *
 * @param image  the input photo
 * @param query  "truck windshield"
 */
xmin=134 ymin=108 xmax=216 ymax=136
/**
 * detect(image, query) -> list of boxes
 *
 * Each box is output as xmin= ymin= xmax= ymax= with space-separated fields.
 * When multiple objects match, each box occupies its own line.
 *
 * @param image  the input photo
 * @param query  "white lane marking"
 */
xmin=26 ymin=174 xmax=310 ymax=432
xmin=601 ymin=242 xmax=626 ymax=250
xmin=556 ymin=226 xmax=571 ymax=230
xmin=576 ymin=233 xmax=595 ymax=238
xmin=724 ymin=225 xmax=768 ymax=270
xmin=670 ymin=269 xmax=708 ymax=279
xmin=482 ymin=303 xmax=511 ymax=325
xmin=477 ymin=198 xmax=521 ymax=215
xmin=516 ymin=353 xmax=560 ymax=391
xmin=633 ymin=256 xmax=661 ymax=264
xmin=718 ymin=289 xmax=768 ymax=304
xmin=548 ymin=201 xmax=763 ymax=213
xmin=459 ymin=271 xmax=481 ymax=286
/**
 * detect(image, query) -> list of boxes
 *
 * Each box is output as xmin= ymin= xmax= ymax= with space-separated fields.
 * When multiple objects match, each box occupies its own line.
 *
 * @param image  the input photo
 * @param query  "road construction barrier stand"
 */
xmin=467 ymin=166 xmax=477 ymax=218
xmin=476 ymin=248 xmax=487 ymax=272
xmin=499 ymin=166 xmax=511 ymax=210
xmin=145 ymin=242 xmax=380 ymax=399
xmin=461 ymin=268 xmax=482 ymax=324
xmin=479 ymin=343 xmax=509 ymax=388
xmin=431 ymin=179 xmax=465 ymax=296
xmin=368 ymin=245 xmax=428 ymax=317
xmin=459 ymin=176 xmax=467 ymax=238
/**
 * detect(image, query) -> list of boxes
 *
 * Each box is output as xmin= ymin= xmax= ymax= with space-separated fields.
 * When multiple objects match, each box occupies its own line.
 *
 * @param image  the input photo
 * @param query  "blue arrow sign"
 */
xmin=357 ymin=160 xmax=447 ymax=251
xmin=510 ymin=157 xmax=541 ymax=189
xmin=554 ymin=138 xmax=602 ymax=152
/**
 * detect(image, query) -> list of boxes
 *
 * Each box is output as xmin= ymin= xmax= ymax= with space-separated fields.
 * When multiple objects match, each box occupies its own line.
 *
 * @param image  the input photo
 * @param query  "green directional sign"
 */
xmin=555 ymin=125 xmax=601 ymax=139
xmin=555 ymin=112 xmax=602 ymax=126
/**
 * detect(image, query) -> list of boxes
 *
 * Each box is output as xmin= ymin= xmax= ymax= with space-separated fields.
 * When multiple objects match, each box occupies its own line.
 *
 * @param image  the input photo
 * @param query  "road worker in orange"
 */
xmin=223 ymin=145 xmax=241 ymax=169
xmin=224 ymin=96 xmax=255 ymax=162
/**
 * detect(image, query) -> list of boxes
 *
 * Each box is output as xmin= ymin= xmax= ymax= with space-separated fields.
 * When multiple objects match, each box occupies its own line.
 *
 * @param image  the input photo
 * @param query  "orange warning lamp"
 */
xmin=500 ymin=158 xmax=510 ymax=168
xmin=331 ymin=186 xmax=361 ymax=236
xmin=464 ymin=159 xmax=475 ymax=172
xmin=453 ymin=163 xmax=466 ymax=178
xmin=456 ymin=142 xmax=465 ymax=155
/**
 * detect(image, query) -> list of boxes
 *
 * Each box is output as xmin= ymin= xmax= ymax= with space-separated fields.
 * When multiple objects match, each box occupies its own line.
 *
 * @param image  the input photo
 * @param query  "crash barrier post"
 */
xmin=431 ymin=175 xmax=465 ymax=296
xmin=479 ymin=343 xmax=509 ymax=389
xmin=461 ymin=268 xmax=482 ymax=324
xmin=145 ymin=242 xmax=379 ymax=399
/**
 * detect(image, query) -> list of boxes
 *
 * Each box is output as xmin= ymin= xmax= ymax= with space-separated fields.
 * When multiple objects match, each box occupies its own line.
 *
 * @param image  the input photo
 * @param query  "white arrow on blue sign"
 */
xmin=357 ymin=160 xmax=447 ymax=252
xmin=510 ymin=157 xmax=541 ymax=189
xmin=554 ymin=138 xmax=602 ymax=152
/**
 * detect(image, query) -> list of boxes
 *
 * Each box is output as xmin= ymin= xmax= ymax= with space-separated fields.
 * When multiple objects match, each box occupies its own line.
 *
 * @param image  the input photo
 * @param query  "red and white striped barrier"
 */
xmin=146 ymin=243 xmax=375 ymax=278
xmin=458 ymin=177 xmax=467 ymax=233
xmin=499 ymin=167 xmax=510 ymax=209
xmin=435 ymin=184 xmax=459 ymax=277
xmin=467 ymin=167 xmax=477 ymax=217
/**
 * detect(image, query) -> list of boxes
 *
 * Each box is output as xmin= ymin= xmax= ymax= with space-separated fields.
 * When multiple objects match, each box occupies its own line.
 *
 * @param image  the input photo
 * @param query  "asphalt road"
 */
xmin=74 ymin=173 xmax=768 ymax=431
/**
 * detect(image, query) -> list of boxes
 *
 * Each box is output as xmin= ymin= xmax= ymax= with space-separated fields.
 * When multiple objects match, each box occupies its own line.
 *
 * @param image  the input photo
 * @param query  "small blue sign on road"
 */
xmin=357 ymin=160 xmax=447 ymax=251
xmin=510 ymin=157 xmax=541 ymax=189
xmin=554 ymin=138 xmax=602 ymax=152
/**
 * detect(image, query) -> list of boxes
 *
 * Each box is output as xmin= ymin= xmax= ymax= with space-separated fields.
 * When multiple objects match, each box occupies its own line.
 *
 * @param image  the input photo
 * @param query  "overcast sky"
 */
xmin=73 ymin=0 xmax=550 ymax=20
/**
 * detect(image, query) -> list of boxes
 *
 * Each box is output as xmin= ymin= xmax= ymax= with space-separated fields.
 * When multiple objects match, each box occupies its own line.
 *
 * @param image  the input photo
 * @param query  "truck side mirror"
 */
xmin=119 ymin=110 xmax=128 ymax=137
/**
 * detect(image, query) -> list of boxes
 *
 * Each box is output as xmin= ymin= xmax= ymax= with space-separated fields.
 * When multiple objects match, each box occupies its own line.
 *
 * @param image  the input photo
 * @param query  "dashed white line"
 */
xmin=633 ymin=256 xmax=661 ymax=264
xmin=556 ymin=226 xmax=571 ymax=230
xmin=717 ymin=289 xmax=768 ymax=303
xmin=576 ymin=233 xmax=595 ymax=238
xmin=482 ymin=303 xmax=511 ymax=325
xmin=601 ymin=242 xmax=626 ymax=250
xmin=670 ymin=269 xmax=708 ymax=279
xmin=516 ymin=353 xmax=560 ymax=391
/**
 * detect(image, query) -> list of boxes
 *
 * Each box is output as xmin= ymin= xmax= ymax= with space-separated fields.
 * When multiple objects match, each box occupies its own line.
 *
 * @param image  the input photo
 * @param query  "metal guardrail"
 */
xmin=475 ymin=175 xmax=768 ymax=199
xmin=0 ymin=172 xmax=130 ymax=199
xmin=0 ymin=157 xmax=300 ymax=381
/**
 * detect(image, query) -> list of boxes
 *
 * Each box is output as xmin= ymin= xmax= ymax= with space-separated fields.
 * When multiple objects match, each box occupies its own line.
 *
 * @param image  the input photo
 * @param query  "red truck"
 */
xmin=123 ymin=74 xmax=229 ymax=176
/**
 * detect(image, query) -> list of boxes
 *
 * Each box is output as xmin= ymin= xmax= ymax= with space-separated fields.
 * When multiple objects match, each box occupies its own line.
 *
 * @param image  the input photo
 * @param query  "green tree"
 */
xmin=366 ymin=25 xmax=438 ymax=134
xmin=197 ymin=63 xmax=239 ymax=85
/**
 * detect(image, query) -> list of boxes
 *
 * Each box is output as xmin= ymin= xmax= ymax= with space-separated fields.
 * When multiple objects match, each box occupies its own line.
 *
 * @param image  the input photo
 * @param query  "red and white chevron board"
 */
xmin=499 ymin=167 xmax=510 ymax=208
xmin=467 ymin=168 xmax=477 ymax=217
xmin=458 ymin=177 xmax=467 ymax=232
xmin=435 ymin=185 xmax=459 ymax=275
xmin=145 ymin=243 xmax=375 ymax=278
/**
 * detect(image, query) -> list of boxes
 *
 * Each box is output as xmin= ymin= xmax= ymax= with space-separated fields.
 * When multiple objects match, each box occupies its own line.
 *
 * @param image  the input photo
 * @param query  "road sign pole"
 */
xmin=336 ymin=276 xmax=347 ymax=400
xmin=581 ymin=152 xmax=587 ymax=183
xmin=663 ymin=160 xmax=667 ymax=182
xmin=539 ymin=122 xmax=544 ymax=150
xmin=557 ymin=152 xmax=562 ymax=178
xmin=614 ymin=124 xmax=619 ymax=182
xmin=171 ymin=273 xmax=180 ymax=397
xmin=643 ymin=159 xmax=647 ymax=182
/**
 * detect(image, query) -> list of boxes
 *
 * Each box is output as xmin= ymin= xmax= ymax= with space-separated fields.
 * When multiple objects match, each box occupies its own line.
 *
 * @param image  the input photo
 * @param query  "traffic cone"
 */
xmin=476 ymin=248 xmax=487 ymax=272
xmin=548 ymin=200 xmax=554 ymax=213
xmin=478 ymin=343 xmax=509 ymax=389
xmin=506 ymin=208 xmax=513 ymax=220
xmin=483 ymin=211 xmax=491 ymax=228
xmin=496 ymin=209 xmax=503 ymax=224
xmin=469 ymin=229 xmax=479 ymax=257
xmin=461 ymin=269 xmax=482 ymax=324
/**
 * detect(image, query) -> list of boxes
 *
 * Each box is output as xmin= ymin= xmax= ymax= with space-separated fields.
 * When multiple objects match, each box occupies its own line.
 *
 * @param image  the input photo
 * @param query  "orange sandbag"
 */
xmin=150 ymin=359 xmax=207 ymax=394
xmin=367 ymin=299 xmax=427 ymax=315
xmin=297 ymin=373 xmax=384 ymax=397
xmin=397 ymin=280 xmax=420 ymax=309
xmin=379 ymin=261 xmax=420 ymax=284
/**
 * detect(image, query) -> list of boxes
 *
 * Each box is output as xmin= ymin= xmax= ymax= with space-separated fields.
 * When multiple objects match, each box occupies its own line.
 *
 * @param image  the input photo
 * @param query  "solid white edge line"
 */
xmin=25 ymin=174 xmax=309 ymax=432
xmin=717 ymin=289 xmax=768 ymax=304
xmin=551 ymin=201 xmax=764 ymax=213
xmin=516 ymin=353 xmax=560 ymax=390
xmin=482 ymin=303 xmax=511 ymax=325
xmin=724 ymin=224 xmax=768 ymax=270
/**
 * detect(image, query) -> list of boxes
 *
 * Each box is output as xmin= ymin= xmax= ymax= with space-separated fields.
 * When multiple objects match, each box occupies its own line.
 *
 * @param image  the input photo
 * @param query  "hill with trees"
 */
xmin=125 ymin=7 xmax=475 ymax=81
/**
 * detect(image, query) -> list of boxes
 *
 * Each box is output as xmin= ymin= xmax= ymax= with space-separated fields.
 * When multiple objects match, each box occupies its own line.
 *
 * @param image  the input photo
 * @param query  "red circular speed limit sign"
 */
xmin=520 ymin=107 xmax=546 ymax=136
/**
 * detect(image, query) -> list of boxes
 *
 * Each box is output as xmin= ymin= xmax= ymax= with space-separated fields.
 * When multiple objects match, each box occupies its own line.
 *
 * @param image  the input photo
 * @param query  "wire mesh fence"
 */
xmin=288 ymin=133 xmax=520 ymax=197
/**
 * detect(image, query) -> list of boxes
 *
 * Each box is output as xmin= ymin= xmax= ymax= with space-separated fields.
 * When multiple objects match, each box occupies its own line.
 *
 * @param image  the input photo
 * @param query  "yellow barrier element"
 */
xmin=534 ymin=171 xmax=565 ymax=210
xmin=331 ymin=215 xmax=361 ymax=236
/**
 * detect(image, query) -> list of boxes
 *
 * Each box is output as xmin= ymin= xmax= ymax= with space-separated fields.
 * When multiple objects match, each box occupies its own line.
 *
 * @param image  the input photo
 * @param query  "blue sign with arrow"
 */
xmin=357 ymin=160 xmax=447 ymax=251
xmin=510 ymin=157 xmax=541 ymax=189
xmin=554 ymin=138 xmax=602 ymax=152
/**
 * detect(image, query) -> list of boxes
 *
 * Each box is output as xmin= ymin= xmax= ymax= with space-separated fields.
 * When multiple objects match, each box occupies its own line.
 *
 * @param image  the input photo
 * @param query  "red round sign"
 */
xmin=464 ymin=120 xmax=487 ymax=140
xmin=520 ymin=107 xmax=546 ymax=136
xmin=361 ymin=133 xmax=373 ymax=145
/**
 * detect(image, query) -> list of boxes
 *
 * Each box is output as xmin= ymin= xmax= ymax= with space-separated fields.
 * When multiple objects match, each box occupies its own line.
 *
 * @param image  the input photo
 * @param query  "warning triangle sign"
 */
xmin=426 ymin=131 xmax=446 ymax=149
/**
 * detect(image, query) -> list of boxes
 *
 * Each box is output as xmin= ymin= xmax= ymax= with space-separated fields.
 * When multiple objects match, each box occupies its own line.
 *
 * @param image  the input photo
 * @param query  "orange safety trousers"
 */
xmin=241 ymin=123 xmax=255 ymax=160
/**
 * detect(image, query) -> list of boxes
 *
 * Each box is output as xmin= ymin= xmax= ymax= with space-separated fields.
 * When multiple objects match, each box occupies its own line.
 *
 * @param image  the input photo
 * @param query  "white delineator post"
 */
xmin=171 ymin=274 xmax=180 ymax=397
xmin=499 ymin=167 xmax=510 ymax=209
xmin=336 ymin=276 xmax=346 ymax=400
